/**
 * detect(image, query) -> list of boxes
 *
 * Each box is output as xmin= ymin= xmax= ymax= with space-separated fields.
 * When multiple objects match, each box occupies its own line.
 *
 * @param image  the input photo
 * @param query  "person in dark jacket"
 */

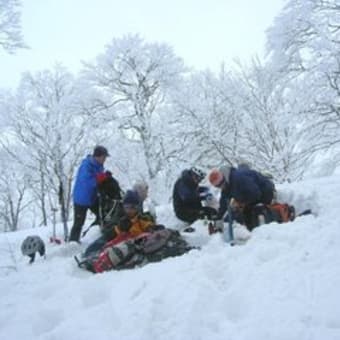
xmin=69 ymin=145 xmax=109 ymax=243
xmin=173 ymin=167 xmax=217 ymax=225
xmin=208 ymin=165 xmax=275 ymax=228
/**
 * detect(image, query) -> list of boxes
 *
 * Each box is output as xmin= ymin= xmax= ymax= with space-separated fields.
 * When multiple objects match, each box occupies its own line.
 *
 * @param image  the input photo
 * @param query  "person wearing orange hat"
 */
xmin=208 ymin=165 xmax=275 ymax=228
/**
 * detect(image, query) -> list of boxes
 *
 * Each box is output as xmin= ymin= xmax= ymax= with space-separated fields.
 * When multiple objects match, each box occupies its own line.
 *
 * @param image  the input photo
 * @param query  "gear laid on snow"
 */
xmin=76 ymin=228 xmax=195 ymax=273
xmin=225 ymin=201 xmax=298 ymax=232
xmin=21 ymin=235 xmax=46 ymax=264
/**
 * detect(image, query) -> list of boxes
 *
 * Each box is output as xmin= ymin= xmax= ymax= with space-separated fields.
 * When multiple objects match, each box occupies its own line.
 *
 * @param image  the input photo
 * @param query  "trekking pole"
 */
xmin=52 ymin=207 xmax=57 ymax=239
xmin=221 ymin=203 xmax=234 ymax=245
xmin=98 ymin=192 xmax=104 ymax=231
xmin=227 ymin=204 xmax=235 ymax=245
xmin=50 ymin=207 xmax=61 ymax=244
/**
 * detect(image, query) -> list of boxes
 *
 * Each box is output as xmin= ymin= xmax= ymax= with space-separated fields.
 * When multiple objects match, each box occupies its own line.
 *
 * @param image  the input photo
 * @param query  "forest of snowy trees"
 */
xmin=0 ymin=0 xmax=339 ymax=232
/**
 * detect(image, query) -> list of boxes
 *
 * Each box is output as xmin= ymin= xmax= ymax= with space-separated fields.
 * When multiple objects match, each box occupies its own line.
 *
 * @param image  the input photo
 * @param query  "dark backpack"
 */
xmin=83 ymin=173 xmax=125 ymax=239
xmin=245 ymin=203 xmax=296 ymax=231
xmin=96 ymin=174 xmax=125 ymax=238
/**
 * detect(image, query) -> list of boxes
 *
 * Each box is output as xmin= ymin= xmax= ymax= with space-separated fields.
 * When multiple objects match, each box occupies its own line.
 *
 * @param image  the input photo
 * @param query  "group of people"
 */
xmin=69 ymin=145 xmax=277 ymax=247
xmin=69 ymin=145 xmax=155 ymax=246
xmin=19 ymin=146 xmax=284 ymax=266
xmin=61 ymin=145 xmax=298 ymax=273
xmin=172 ymin=164 xmax=276 ymax=231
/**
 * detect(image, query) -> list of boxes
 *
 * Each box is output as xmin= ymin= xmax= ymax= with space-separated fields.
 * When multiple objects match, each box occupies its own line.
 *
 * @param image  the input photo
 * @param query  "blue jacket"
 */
xmin=219 ymin=167 xmax=275 ymax=218
xmin=73 ymin=155 xmax=104 ymax=206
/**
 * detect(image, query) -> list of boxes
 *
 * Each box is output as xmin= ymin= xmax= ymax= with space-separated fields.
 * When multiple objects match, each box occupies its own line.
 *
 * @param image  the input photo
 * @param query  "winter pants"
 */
xmin=175 ymin=207 xmax=200 ymax=224
xmin=83 ymin=235 xmax=107 ymax=258
xmin=69 ymin=204 xmax=99 ymax=242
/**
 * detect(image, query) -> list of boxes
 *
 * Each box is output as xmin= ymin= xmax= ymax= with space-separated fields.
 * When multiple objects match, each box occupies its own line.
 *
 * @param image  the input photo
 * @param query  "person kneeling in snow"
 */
xmin=133 ymin=180 xmax=157 ymax=221
xmin=208 ymin=165 xmax=295 ymax=231
xmin=172 ymin=167 xmax=218 ymax=230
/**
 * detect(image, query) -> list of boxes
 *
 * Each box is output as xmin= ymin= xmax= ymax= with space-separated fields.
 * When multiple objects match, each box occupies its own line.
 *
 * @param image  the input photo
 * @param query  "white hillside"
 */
xmin=0 ymin=175 xmax=340 ymax=340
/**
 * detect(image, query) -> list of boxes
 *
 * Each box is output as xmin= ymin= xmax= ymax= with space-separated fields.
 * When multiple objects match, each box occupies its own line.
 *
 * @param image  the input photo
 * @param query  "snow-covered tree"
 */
xmin=1 ymin=66 xmax=93 ymax=238
xmin=0 ymin=0 xmax=26 ymax=54
xmin=171 ymin=69 xmax=243 ymax=170
xmin=234 ymin=59 xmax=317 ymax=181
xmin=0 ymin=164 xmax=30 ymax=232
xmin=266 ymin=0 xmax=340 ymax=162
xmin=83 ymin=34 xmax=186 ymax=184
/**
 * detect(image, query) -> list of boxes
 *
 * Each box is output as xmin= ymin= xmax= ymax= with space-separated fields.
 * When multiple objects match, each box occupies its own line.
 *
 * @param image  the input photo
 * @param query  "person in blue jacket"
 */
xmin=69 ymin=145 xmax=109 ymax=242
xmin=173 ymin=167 xmax=218 ymax=226
xmin=208 ymin=165 xmax=275 ymax=228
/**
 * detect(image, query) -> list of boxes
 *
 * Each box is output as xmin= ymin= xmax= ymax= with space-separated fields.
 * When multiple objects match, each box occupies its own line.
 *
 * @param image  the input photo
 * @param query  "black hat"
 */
xmin=93 ymin=145 xmax=110 ymax=157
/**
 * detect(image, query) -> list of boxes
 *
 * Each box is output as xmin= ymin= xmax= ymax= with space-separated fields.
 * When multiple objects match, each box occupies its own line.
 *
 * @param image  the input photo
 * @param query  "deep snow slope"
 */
xmin=0 ymin=175 xmax=340 ymax=340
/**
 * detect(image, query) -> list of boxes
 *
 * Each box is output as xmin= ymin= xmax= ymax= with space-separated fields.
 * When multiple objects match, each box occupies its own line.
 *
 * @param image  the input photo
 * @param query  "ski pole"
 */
xmin=227 ymin=203 xmax=235 ymax=245
xmin=52 ymin=207 xmax=57 ymax=239
xmin=220 ymin=201 xmax=234 ymax=245
xmin=50 ymin=207 xmax=61 ymax=244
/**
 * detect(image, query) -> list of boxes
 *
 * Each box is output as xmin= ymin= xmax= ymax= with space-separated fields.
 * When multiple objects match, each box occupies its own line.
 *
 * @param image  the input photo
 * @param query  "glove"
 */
xmin=96 ymin=172 xmax=108 ymax=185
xmin=198 ymin=186 xmax=211 ymax=200
xmin=198 ymin=206 xmax=219 ymax=220
xmin=198 ymin=186 xmax=209 ymax=194
xmin=230 ymin=198 xmax=245 ymax=210
xmin=96 ymin=171 xmax=113 ymax=185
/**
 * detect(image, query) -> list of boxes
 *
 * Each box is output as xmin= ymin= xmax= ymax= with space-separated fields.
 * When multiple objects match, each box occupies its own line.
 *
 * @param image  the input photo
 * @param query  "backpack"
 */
xmin=95 ymin=174 xmax=125 ymax=238
xmin=245 ymin=203 xmax=296 ymax=231
xmin=78 ymin=228 xmax=194 ymax=273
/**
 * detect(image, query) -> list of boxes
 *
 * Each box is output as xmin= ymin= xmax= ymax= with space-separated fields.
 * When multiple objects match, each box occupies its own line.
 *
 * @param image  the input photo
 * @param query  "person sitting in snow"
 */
xmin=133 ymin=180 xmax=157 ymax=221
xmin=83 ymin=190 xmax=158 ymax=258
xmin=208 ymin=165 xmax=276 ymax=229
xmin=113 ymin=190 xmax=158 ymax=238
xmin=172 ymin=167 xmax=218 ymax=230
xmin=69 ymin=145 xmax=110 ymax=243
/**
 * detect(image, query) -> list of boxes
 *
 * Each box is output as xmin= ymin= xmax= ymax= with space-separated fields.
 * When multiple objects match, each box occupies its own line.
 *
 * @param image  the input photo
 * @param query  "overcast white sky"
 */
xmin=0 ymin=0 xmax=285 ymax=90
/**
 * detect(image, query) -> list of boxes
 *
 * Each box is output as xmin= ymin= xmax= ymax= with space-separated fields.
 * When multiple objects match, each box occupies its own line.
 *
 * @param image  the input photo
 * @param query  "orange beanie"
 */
xmin=208 ymin=168 xmax=224 ymax=187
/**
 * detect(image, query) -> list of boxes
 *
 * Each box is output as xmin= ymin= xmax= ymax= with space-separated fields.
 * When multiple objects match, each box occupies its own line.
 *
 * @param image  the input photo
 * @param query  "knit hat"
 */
xmin=93 ymin=145 xmax=110 ymax=157
xmin=208 ymin=168 xmax=224 ymax=187
xmin=123 ymin=190 xmax=140 ymax=207
xmin=133 ymin=181 xmax=149 ymax=201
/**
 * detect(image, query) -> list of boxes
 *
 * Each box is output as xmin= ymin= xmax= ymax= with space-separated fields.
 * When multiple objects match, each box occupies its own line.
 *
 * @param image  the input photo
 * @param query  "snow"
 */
xmin=1 ymin=175 xmax=340 ymax=340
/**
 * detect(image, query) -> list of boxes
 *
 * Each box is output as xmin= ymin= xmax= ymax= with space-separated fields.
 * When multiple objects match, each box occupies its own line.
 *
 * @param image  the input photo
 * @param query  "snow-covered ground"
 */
xmin=1 ymin=175 xmax=340 ymax=340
